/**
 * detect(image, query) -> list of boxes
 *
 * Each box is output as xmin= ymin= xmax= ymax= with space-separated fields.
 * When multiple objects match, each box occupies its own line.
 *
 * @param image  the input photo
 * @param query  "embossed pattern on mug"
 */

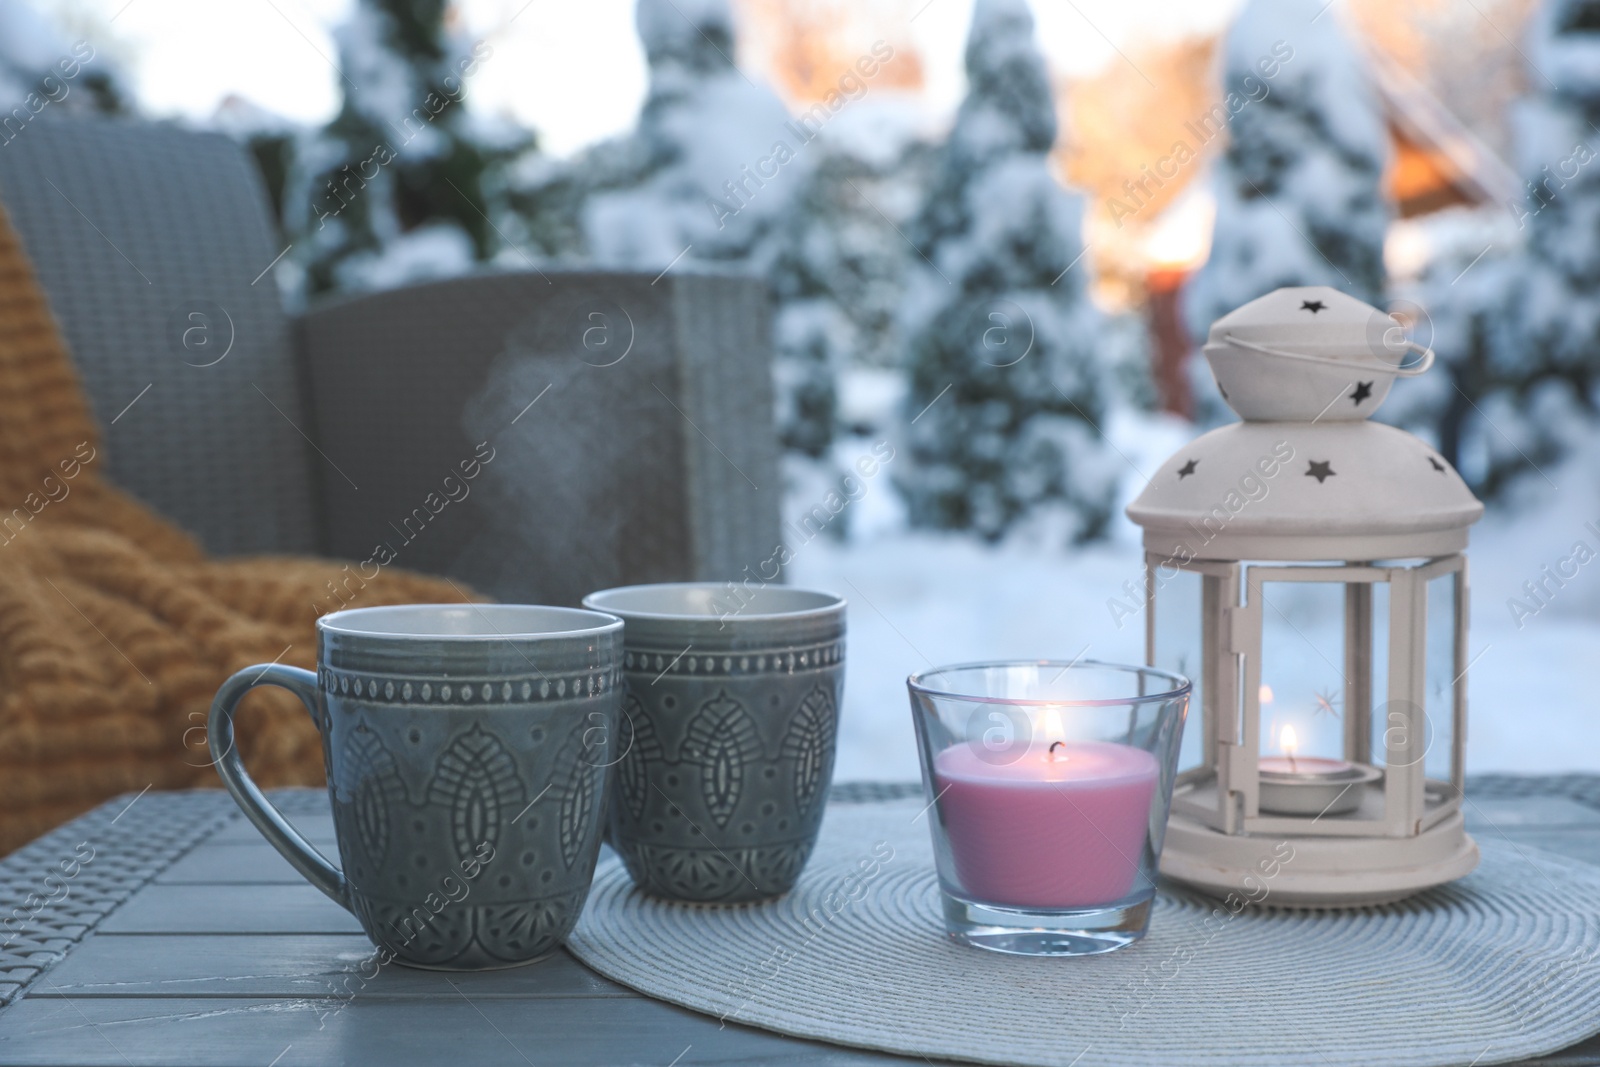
xmin=610 ymin=642 xmax=844 ymax=903
xmin=322 ymin=662 xmax=615 ymax=968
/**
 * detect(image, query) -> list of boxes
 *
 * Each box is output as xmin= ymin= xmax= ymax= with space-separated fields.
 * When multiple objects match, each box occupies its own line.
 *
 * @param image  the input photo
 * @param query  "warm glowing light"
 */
xmin=1259 ymin=684 xmax=1275 ymax=704
xmin=1280 ymin=724 xmax=1299 ymax=756
xmin=1140 ymin=186 xmax=1215 ymax=272
xmin=1041 ymin=707 xmax=1068 ymax=747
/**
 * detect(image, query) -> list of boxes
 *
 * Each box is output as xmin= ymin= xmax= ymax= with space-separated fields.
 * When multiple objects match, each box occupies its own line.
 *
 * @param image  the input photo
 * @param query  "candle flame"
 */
xmin=1042 ymin=708 xmax=1069 ymax=761
xmin=1279 ymin=724 xmax=1300 ymax=773
xmin=1259 ymin=684 xmax=1275 ymax=705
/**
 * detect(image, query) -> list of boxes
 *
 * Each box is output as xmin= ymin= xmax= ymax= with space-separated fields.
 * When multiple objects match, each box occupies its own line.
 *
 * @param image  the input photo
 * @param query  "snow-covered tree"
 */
xmin=1185 ymin=0 xmax=1391 ymax=338
xmin=895 ymin=0 xmax=1117 ymax=543
xmin=288 ymin=0 xmax=532 ymax=297
xmin=568 ymin=0 xmax=933 ymax=460
xmin=1388 ymin=0 xmax=1600 ymax=502
xmin=769 ymin=105 xmax=930 ymax=456
xmin=1384 ymin=209 xmax=1529 ymax=496
xmin=1487 ymin=0 xmax=1600 ymax=484
xmin=558 ymin=0 xmax=821 ymax=451
xmin=0 ymin=2 xmax=127 ymax=119
xmin=575 ymin=0 xmax=804 ymax=270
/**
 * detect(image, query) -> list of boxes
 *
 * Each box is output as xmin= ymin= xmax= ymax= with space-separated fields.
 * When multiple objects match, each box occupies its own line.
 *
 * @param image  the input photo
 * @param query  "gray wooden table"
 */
xmin=2 ymin=780 xmax=1599 ymax=1067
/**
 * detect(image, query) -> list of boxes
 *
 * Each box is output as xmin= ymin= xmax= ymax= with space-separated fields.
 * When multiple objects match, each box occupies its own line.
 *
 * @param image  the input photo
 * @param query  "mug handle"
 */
xmin=208 ymin=663 xmax=350 ymax=910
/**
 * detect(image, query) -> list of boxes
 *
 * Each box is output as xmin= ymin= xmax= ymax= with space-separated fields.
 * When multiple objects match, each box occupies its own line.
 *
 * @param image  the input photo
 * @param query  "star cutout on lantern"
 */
xmin=1312 ymin=686 xmax=1342 ymax=720
xmin=1177 ymin=459 xmax=1199 ymax=479
xmin=1300 ymin=299 xmax=1327 ymax=314
xmin=1350 ymin=381 xmax=1373 ymax=405
xmin=1429 ymin=456 xmax=1446 ymax=472
xmin=1306 ymin=460 xmax=1335 ymax=483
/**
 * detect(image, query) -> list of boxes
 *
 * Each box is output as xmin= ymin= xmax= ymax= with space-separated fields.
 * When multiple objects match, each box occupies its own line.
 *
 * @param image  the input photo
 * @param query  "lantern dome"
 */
xmin=1126 ymin=420 xmax=1484 ymax=561
xmin=1130 ymin=285 xmax=1483 ymax=561
xmin=1203 ymin=285 xmax=1430 ymax=422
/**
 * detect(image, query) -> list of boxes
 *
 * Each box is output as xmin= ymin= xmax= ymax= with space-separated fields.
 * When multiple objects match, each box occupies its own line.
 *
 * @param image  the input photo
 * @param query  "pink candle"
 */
xmin=934 ymin=740 xmax=1159 ymax=909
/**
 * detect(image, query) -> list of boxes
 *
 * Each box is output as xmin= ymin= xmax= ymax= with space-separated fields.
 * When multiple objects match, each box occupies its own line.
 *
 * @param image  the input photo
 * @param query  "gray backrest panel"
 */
xmin=298 ymin=269 xmax=778 ymax=606
xmin=0 ymin=115 xmax=321 ymax=555
xmin=670 ymin=271 xmax=777 ymax=584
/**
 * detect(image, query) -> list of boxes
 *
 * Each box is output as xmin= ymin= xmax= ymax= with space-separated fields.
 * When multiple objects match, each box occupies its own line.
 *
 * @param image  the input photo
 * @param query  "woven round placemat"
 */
xmin=569 ymin=797 xmax=1600 ymax=1067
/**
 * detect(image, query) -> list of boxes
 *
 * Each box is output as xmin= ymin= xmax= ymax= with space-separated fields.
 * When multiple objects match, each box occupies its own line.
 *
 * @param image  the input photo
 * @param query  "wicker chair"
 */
xmin=0 ymin=115 xmax=778 ymax=606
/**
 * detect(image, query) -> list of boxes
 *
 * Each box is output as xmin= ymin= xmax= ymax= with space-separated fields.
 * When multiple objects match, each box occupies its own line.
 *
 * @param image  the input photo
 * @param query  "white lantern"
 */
xmin=1127 ymin=286 xmax=1483 ymax=907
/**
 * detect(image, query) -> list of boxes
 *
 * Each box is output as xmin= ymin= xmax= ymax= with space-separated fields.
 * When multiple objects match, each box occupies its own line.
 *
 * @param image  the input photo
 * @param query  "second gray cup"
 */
xmin=582 ymin=583 xmax=846 ymax=902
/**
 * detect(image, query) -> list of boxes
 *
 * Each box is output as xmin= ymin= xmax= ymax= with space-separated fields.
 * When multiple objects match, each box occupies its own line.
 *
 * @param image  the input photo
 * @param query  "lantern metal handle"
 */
xmin=1222 ymin=333 xmax=1435 ymax=377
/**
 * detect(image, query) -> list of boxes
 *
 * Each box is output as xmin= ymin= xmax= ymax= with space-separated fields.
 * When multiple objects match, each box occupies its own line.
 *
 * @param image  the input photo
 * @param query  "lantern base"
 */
xmin=1159 ymin=810 xmax=1479 ymax=908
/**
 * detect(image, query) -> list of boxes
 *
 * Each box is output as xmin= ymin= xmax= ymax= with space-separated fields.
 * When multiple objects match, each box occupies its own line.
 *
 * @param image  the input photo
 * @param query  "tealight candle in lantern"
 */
xmin=1257 ymin=724 xmax=1380 ymax=818
xmin=1258 ymin=724 xmax=1353 ymax=777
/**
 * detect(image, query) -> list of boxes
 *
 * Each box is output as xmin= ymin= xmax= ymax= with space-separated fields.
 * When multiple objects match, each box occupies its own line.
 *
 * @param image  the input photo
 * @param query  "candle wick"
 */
xmin=1287 ymin=752 xmax=1297 ymax=774
xmin=1048 ymin=740 xmax=1066 ymax=761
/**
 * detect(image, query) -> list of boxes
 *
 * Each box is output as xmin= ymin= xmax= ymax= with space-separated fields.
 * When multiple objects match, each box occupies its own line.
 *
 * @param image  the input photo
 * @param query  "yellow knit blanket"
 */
xmin=0 ymin=205 xmax=471 ymax=853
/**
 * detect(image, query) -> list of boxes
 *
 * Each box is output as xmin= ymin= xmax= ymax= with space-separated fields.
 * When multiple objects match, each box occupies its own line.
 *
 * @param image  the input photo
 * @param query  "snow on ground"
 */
xmin=791 ymin=532 xmax=1147 ymax=781
xmin=1461 ymin=439 xmax=1600 ymax=773
xmin=793 ymin=427 xmax=1600 ymax=783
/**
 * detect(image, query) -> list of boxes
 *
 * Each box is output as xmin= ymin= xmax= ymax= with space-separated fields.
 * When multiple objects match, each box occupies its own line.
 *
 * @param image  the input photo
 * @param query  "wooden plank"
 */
xmin=156 ymin=843 xmax=335 ymax=884
xmin=0 ymin=995 xmax=934 ymax=1066
xmin=206 ymin=813 xmax=338 ymax=846
xmin=97 ymin=884 xmax=361 ymax=935
xmin=9 ymin=784 xmax=1600 ymax=1067
xmin=36 ymin=936 xmax=631 ymax=999
xmin=5 ymin=978 xmax=1595 ymax=1067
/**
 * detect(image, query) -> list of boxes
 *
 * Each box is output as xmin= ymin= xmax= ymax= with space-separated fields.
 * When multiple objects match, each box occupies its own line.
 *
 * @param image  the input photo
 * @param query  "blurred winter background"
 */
xmin=3 ymin=0 xmax=1596 ymax=777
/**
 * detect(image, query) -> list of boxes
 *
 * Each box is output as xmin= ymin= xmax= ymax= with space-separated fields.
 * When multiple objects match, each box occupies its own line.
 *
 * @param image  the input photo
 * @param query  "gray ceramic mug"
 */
xmin=208 ymin=604 xmax=623 ymax=970
xmin=581 ymin=583 xmax=845 ymax=902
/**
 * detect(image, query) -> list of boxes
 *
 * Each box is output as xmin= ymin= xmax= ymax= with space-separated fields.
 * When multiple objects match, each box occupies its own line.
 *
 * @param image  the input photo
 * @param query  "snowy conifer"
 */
xmin=1391 ymin=0 xmax=1600 ymax=501
xmin=895 ymin=0 xmax=1116 ymax=543
xmin=1385 ymin=210 xmax=1526 ymax=495
xmin=289 ymin=0 xmax=531 ymax=297
xmin=1490 ymin=0 xmax=1600 ymax=484
xmin=577 ymin=0 xmax=804 ymax=270
xmin=1185 ymin=0 xmax=1391 ymax=338
xmin=769 ymin=105 xmax=929 ymax=457
xmin=573 ymin=0 xmax=920 ymax=459
xmin=0 ymin=3 xmax=126 ymax=120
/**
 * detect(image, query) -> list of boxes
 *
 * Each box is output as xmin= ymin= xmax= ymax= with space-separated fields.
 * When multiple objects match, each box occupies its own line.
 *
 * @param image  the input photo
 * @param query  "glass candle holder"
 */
xmin=908 ymin=660 xmax=1190 ymax=956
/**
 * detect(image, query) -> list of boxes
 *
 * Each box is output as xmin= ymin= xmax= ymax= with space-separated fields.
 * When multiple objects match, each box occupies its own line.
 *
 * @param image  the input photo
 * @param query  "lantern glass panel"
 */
xmin=1424 ymin=571 xmax=1459 ymax=784
xmin=1362 ymin=580 xmax=1393 ymax=769
xmin=1256 ymin=579 xmax=1347 ymax=763
xmin=1152 ymin=565 xmax=1206 ymax=774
